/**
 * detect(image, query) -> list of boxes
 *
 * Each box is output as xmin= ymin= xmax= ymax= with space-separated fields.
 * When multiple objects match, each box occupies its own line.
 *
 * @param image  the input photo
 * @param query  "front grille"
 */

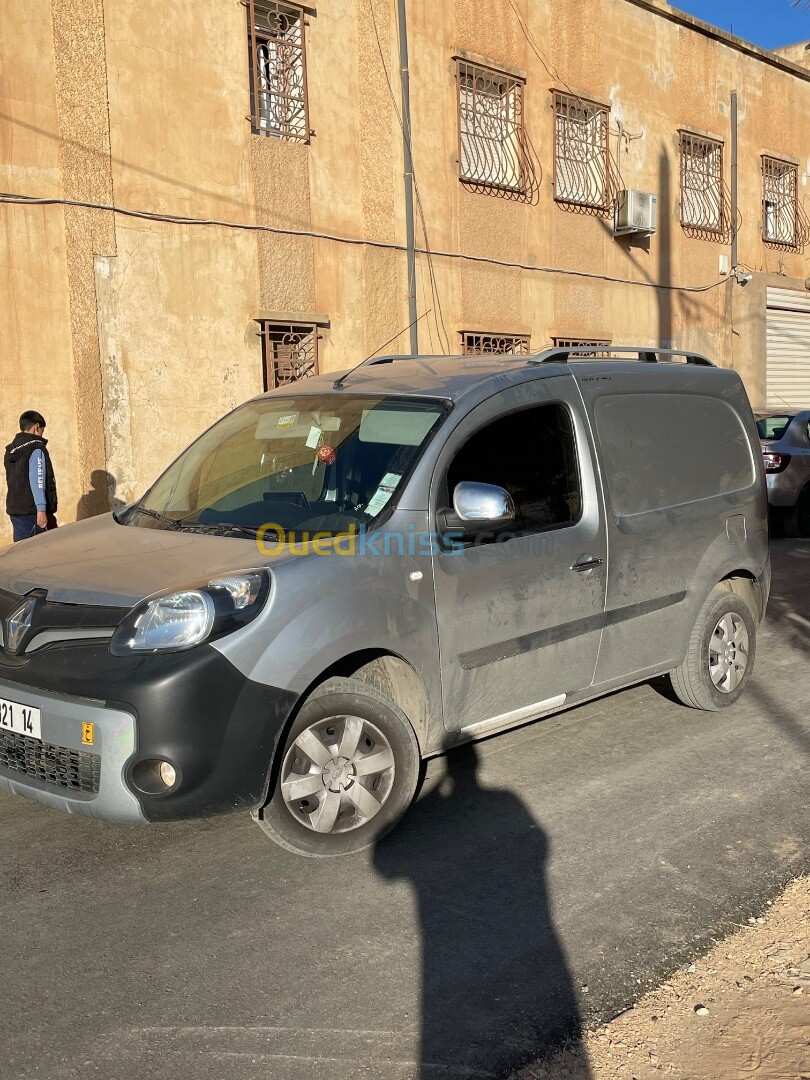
xmin=0 ymin=729 xmax=101 ymax=794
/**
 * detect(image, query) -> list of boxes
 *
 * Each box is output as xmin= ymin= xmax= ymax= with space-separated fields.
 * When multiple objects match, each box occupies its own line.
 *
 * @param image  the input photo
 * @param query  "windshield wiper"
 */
xmin=135 ymin=506 xmax=181 ymax=529
xmin=174 ymin=521 xmax=261 ymax=539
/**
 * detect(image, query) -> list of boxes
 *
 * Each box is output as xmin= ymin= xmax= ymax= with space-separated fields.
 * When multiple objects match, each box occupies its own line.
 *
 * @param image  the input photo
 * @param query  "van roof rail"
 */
xmin=527 ymin=346 xmax=715 ymax=367
xmin=332 ymin=345 xmax=716 ymax=388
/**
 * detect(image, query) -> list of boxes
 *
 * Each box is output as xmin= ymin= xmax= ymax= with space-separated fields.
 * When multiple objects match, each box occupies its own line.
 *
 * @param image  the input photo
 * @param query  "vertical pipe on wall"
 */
xmin=731 ymin=90 xmax=738 ymax=269
xmin=396 ymin=0 xmax=419 ymax=355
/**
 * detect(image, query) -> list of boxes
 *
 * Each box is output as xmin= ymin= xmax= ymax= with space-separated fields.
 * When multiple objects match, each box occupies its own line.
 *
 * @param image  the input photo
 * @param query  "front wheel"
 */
xmin=254 ymin=677 xmax=420 ymax=857
xmin=669 ymin=586 xmax=756 ymax=711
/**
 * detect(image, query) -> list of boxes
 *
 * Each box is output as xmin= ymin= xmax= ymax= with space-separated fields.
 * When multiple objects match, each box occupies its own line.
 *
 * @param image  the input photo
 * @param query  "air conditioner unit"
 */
xmin=614 ymin=189 xmax=658 ymax=236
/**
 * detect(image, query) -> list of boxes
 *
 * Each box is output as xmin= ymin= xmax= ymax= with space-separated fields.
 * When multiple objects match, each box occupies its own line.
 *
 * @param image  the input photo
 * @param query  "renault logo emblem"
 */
xmin=5 ymin=597 xmax=36 ymax=656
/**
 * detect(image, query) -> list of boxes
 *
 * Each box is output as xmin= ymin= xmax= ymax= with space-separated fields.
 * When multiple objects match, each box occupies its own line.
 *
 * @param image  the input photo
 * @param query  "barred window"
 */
xmin=552 ymin=338 xmax=611 ymax=354
xmin=460 ymin=332 xmax=531 ymax=356
xmin=762 ymin=157 xmax=799 ymax=247
xmin=679 ymin=132 xmax=724 ymax=232
xmin=259 ymin=322 xmax=319 ymax=390
xmin=553 ymin=93 xmax=610 ymax=211
xmin=457 ymin=61 xmax=529 ymax=195
xmin=247 ymin=1 xmax=308 ymax=140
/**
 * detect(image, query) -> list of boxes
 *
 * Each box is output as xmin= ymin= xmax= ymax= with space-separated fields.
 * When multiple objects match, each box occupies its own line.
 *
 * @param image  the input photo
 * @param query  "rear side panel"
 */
xmin=573 ymin=365 xmax=769 ymax=685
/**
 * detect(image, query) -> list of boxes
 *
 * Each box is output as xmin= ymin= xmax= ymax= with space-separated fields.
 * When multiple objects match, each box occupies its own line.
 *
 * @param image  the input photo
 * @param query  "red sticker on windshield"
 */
xmin=317 ymin=445 xmax=336 ymax=465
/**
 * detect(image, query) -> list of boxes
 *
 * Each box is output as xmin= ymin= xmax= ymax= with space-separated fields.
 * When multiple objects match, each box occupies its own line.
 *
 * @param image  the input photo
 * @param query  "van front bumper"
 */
xmin=0 ymin=643 xmax=298 ymax=823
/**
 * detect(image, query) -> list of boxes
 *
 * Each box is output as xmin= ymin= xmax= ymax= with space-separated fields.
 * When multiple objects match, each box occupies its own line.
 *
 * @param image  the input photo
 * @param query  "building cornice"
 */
xmin=626 ymin=0 xmax=810 ymax=83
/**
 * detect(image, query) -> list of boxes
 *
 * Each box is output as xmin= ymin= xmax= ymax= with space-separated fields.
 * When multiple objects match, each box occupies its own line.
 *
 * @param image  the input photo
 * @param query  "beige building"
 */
xmin=2 ymin=0 xmax=810 ymax=538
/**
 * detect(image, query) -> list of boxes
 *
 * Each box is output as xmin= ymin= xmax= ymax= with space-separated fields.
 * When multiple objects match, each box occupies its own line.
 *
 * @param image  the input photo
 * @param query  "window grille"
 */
xmin=553 ymin=93 xmax=611 ymax=213
xmin=762 ymin=157 xmax=806 ymax=249
xmin=246 ymin=1 xmax=308 ymax=140
xmin=460 ymin=332 xmax=531 ymax=356
xmin=456 ymin=61 xmax=539 ymax=201
xmin=258 ymin=322 xmax=319 ymax=390
xmin=679 ymin=132 xmax=728 ymax=238
xmin=552 ymin=338 xmax=611 ymax=355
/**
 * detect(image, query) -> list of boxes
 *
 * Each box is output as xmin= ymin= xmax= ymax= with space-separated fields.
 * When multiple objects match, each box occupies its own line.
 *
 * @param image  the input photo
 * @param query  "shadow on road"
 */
xmin=373 ymin=743 xmax=590 ymax=1079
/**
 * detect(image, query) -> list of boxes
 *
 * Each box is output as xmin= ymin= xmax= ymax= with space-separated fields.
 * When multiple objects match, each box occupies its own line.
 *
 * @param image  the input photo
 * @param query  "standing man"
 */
xmin=4 ymin=411 xmax=58 ymax=542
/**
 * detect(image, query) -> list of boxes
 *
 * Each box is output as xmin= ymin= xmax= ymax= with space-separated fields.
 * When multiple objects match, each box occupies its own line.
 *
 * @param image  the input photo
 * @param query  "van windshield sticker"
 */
xmin=365 ymin=472 xmax=401 ymax=517
xmin=277 ymin=413 xmax=298 ymax=429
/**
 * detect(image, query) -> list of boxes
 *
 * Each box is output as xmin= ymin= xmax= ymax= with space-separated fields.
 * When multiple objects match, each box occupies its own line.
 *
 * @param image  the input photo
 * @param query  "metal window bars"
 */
xmin=258 ymin=322 xmax=320 ymax=390
xmin=461 ymin=332 xmax=531 ymax=356
xmin=246 ymin=0 xmax=309 ymax=140
xmin=457 ymin=61 xmax=540 ymax=203
xmin=679 ymin=132 xmax=732 ymax=243
xmin=552 ymin=337 xmax=612 ymax=357
xmin=762 ymin=157 xmax=809 ymax=251
xmin=553 ymin=93 xmax=615 ymax=215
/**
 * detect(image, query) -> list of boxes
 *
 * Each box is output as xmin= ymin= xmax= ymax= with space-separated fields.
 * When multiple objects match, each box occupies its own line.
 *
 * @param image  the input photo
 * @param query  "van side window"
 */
xmin=594 ymin=393 xmax=755 ymax=516
xmin=446 ymin=404 xmax=581 ymax=532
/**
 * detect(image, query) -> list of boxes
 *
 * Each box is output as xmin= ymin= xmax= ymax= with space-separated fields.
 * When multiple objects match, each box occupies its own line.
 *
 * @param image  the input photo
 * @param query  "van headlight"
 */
xmin=110 ymin=571 xmax=269 ymax=655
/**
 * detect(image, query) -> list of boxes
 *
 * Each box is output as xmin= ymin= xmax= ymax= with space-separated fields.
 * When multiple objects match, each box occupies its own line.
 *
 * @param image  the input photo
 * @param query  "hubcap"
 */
xmin=708 ymin=611 xmax=749 ymax=693
xmin=280 ymin=715 xmax=395 ymax=834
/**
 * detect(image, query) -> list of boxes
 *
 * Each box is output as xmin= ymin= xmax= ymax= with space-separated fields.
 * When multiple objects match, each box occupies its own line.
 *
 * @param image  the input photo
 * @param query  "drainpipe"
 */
xmin=396 ymin=0 xmax=419 ymax=355
xmin=731 ymin=90 xmax=738 ymax=269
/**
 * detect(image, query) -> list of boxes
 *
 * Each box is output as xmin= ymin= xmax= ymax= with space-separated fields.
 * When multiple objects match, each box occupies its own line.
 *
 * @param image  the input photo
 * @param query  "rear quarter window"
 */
xmin=594 ymin=393 xmax=755 ymax=516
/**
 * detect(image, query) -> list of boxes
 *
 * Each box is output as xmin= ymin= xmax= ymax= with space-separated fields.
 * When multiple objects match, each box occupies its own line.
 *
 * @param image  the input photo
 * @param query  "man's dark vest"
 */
xmin=4 ymin=433 xmax=58 ymax=516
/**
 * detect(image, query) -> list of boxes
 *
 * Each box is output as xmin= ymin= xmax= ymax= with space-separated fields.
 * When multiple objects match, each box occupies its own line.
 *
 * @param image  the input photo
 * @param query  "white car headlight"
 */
xmin=130 ymin=591 xmax=215 ymax=652
xmin=111 ymin=571 xmax=268 ymax=655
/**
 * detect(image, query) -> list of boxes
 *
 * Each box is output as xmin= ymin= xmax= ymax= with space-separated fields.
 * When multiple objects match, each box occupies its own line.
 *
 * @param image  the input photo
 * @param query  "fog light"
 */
xmin=159 ymin=761 xmax=177 ymax=788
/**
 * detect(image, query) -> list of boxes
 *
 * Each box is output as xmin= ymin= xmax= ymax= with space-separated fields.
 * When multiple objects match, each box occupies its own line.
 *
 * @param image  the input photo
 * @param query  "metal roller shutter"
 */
xmin=766 ymin=287 xmax=810 ymax=409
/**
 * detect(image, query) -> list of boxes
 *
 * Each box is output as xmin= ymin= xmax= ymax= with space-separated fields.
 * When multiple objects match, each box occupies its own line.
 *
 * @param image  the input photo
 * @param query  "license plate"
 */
xmin=0 ymin=697 xmax=41 ymax=740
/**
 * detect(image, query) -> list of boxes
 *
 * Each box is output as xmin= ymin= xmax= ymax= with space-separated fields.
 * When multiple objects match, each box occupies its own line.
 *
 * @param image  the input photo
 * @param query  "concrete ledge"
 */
xmin=627 ymin=0 xmax=810 ymax=83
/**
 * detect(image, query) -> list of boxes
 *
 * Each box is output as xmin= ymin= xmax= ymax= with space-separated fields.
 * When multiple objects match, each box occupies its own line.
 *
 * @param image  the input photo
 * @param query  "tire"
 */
xmin=669 ymin=585 xmax=757 ymax=711
xmin=254 ymin=677 xmax=420 ymax=857
xmin=783 ymin=487 xmax=810 ymax=539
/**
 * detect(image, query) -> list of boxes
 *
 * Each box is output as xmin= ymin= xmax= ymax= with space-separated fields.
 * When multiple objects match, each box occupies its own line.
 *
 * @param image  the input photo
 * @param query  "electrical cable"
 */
xmin=418 ymin=241 xmax=732 ymax=293
xmin=509 ymin=0 xmax=639 ymax=154
xmin=0 ymin=191 xmax=732 ymax=293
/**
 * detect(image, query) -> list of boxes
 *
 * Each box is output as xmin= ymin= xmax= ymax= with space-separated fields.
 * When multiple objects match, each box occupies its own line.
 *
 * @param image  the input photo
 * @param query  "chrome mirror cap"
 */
xmin=452 ymin=482 xmax=516 ymax=523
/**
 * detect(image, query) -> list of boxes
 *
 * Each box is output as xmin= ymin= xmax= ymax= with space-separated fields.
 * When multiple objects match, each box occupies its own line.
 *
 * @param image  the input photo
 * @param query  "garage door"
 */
xmin=766 ymin=287 xmax=810 ymax=409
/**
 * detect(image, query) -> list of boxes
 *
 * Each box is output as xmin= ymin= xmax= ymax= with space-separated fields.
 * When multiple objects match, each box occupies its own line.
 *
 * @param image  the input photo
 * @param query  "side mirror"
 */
xmin=453 ymin=481 xmax=516 ymax=523
xmin=437 ymin=482 xmax=517 ymax=546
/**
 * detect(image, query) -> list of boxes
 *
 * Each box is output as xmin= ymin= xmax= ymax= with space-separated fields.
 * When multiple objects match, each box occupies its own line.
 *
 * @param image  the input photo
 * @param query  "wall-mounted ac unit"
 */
xmin=614 ymin=189 xmax=658 ymax=236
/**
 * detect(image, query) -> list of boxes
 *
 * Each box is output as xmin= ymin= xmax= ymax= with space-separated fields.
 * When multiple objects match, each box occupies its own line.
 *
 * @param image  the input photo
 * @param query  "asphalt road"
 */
xmin=1 ymin=539 xmax=808 ymax=1080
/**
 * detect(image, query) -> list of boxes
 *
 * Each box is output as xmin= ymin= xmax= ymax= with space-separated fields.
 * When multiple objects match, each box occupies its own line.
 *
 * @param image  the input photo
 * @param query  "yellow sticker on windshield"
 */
xmin=81 ymin=723 xmax=95 ymax=746
xmin=277 ymin=414 xmax=298 ymax=429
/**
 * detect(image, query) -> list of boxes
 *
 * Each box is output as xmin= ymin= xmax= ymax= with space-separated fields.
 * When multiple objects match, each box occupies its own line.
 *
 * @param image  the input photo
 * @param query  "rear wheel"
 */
xmin=783 ymin=487 xmax=810 ymax=539
xmin=254 ymin=677 xmax=420 ymax=857
xmin=670 ymin=586 xmax=756 ymax=711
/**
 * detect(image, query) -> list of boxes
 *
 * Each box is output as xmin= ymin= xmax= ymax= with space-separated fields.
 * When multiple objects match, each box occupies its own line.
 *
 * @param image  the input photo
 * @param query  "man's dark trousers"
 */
xmin=9 ymin=515 xmax=42 ymax=542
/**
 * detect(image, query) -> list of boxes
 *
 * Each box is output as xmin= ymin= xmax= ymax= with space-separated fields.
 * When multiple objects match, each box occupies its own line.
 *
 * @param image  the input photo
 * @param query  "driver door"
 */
xmin=431 ymin=376 xmax=607 ymax=736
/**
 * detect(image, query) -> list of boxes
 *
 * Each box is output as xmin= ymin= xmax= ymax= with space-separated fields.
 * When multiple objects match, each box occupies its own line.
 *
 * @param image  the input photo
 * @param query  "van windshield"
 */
xmin=127 ymin=394 xmax=447 ymax=537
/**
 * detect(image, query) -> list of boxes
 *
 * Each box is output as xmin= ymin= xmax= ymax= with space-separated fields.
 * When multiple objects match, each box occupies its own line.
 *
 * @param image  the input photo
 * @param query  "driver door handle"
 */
xmin=571 ymin=554 xmax=604 ymax=572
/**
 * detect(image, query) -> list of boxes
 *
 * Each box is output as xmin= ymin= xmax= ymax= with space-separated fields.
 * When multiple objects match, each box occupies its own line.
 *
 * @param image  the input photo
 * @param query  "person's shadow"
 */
xmin=373 ymin=743 xmax=591 ymax=1079
xmin=76 ymin=470 xmax=126 ymax=520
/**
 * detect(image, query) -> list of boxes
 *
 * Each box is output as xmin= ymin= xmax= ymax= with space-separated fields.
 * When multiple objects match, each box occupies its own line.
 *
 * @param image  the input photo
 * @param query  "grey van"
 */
xmin=0 ymin=348 xmax=769 ymax=856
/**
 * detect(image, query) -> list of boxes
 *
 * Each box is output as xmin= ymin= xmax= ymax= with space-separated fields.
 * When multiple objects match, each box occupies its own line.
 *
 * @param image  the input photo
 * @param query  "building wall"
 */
xmin=1 ymin=0 xmax=809 ymax=541
xmin=0 ymin=0 xmax=85 ymax=537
